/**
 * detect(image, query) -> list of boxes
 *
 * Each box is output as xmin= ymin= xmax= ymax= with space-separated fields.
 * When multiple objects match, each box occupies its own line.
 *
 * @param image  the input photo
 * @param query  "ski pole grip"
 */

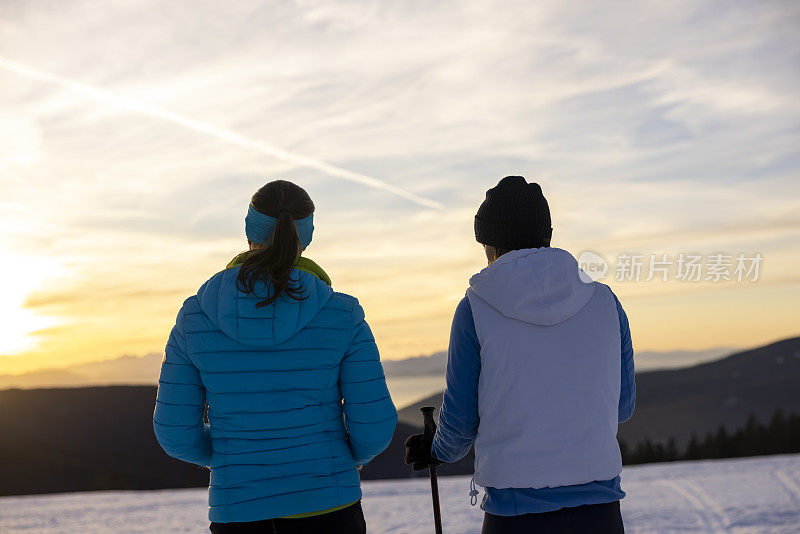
xmin=420 ymin=406 xmax=436 ymax=440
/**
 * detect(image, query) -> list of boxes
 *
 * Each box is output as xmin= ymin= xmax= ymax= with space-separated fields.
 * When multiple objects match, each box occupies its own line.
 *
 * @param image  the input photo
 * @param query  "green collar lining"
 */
xmin=225 ymin=250 xmax=332 ymax=286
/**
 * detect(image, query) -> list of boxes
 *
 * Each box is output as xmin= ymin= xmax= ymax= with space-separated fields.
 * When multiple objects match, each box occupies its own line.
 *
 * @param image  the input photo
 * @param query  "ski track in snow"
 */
xmin=657 ymin=480 xmax=727 ymax=532
xmin=774 ymin=469 xmax=800 ymax=505
xmin=1 ymin=455 xmax=799 ymax=533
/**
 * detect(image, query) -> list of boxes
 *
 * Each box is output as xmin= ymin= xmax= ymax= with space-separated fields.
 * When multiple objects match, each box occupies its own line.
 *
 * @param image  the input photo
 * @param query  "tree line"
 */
xmin=620 ymin=409 xmax=800 ymax=465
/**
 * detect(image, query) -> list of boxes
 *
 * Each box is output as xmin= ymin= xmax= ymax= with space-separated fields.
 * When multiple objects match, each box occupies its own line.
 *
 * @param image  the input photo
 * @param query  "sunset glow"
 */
xmin=0 ymin=252 xmax=61 ymax=355
xmin=1 ymin=1 xmax=798 ymax=376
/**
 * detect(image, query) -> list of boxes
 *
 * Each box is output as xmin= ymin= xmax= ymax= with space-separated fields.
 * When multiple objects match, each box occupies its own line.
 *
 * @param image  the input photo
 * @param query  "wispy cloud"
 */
xmin=1 ymin=0 xmax=799 ymax=372
xmin=0 ymin=56 xmax=443 ymax=210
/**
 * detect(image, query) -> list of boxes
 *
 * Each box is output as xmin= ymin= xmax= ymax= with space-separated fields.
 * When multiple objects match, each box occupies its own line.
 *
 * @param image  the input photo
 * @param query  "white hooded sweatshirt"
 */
xmin=467 ymin=247 xmax=622 ymax=489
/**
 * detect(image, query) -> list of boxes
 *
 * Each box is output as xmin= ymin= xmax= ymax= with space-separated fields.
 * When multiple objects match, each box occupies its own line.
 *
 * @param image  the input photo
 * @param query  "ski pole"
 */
xmin=421 ymin=406 xmax=443 ymax=534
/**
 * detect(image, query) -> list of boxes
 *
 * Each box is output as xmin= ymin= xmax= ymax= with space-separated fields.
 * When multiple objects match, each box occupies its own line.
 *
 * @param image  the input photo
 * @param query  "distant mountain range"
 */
xmin=382 ymin=351 xmax=446 ymax=376
xmin=0 ymin=353 xmax=164 ymax=389
xmin=369 ymin=336 xmax=800 ymax=480
xmin=382 ymin=346 xmax=738 ymax=378
xmin=0 ymin=336 xmax=797 ymax=495
xmin=396 ymin=337 xmax=800 ymax=444
xmin=0 ymin=345 xmax=737 ymax=390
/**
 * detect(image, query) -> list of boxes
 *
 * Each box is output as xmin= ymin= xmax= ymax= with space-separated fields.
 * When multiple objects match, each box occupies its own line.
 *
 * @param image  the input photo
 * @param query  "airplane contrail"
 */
xmin=0 ymin=56 xmax=443 ymax=210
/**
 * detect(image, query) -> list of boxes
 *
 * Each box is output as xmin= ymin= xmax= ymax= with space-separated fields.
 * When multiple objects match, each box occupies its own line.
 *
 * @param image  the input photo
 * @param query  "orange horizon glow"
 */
xmin=1 ymin=2 xmax=798 ymax=376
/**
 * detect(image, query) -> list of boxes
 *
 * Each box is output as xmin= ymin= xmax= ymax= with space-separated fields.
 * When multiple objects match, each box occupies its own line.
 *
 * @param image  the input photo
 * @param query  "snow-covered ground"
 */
xmin=2 ymin=455 xmax=799 ymax=533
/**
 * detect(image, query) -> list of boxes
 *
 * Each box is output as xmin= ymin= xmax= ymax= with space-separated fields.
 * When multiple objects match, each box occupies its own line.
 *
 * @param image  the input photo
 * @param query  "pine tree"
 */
xmin=768 ymin=409 xmax=788 ymax=454
xmin=685 ymin=433 xmax=701 ymax=460
xmin=623 ymin=408 xmax=800 ymax=466
xmin=666 ymin=437 xmax=679 ymax=461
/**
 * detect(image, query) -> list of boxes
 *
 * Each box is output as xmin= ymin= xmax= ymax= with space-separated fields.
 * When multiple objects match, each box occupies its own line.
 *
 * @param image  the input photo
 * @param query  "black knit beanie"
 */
xmin=474 ymin=176 xmax=552 ymax=250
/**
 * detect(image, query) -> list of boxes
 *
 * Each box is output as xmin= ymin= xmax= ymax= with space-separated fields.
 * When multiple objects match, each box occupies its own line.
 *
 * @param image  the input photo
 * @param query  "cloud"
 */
xmin=1 ymin=0 xmax=799 ymax=372
xmin=0 ymin=56 xmax=443 ymax=210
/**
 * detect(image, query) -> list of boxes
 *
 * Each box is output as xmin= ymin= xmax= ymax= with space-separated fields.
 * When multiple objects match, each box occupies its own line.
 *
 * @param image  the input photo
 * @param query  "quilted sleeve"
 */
xmin=339 ymin=300 xmax=398 ymax=466
xmin=153 ymin=303 xmax=212 ymax=467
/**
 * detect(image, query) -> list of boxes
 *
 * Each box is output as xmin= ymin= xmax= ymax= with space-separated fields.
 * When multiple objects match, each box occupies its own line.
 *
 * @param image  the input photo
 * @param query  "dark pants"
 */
xmin=482 ymin=501 xmax=624 ymax=534
xmin=210 ymin=501 xmax=366 ymax=534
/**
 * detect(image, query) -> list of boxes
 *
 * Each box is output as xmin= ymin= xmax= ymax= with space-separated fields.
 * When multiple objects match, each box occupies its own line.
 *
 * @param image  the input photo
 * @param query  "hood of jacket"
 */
xmin=196 ymin=255 xmax=334 ymax=346
xmin=469 ymin=247 xmax=595 ymax=326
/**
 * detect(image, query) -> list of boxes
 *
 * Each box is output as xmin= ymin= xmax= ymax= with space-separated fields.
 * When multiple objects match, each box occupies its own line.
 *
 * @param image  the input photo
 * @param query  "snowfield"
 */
xmin=2 ymin=455 xmax=799 ymax=533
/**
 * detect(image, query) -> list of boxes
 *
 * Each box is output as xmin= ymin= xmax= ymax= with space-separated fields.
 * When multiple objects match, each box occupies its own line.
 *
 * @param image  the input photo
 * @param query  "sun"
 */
xmin=0 ymin=250 xmax=60 ymax=356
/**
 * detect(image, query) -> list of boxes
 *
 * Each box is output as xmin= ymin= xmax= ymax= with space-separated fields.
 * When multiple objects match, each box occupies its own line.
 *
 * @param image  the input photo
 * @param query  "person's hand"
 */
xmin=404 ymin=433 xmax=442 ymax=471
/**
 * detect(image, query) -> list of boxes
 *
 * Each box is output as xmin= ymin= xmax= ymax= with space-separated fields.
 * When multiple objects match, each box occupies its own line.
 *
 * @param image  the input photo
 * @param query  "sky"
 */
xmin=1 ymin=0 xmax=799 ymax=375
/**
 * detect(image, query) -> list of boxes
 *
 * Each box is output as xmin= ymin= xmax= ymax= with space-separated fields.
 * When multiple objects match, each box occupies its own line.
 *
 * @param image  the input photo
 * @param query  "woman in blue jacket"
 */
xmin=405 ymin=176 xmax=635 ymax=534
xmin=154 ymin=180 xmax=397 ymax=533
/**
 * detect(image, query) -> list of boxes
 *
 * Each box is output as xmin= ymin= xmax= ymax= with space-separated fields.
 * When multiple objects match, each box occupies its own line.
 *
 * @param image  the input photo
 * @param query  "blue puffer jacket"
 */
xmin=153 ymin=257 xmax=397 ymax=522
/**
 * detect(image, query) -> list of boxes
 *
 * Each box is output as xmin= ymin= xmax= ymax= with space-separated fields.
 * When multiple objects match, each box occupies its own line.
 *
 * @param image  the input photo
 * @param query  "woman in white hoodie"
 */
xmin=405 ymin=176 xmax=635 ymax=534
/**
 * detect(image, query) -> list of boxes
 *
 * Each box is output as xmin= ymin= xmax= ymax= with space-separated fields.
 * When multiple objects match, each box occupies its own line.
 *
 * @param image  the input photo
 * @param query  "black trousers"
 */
xmin=209 ymin=501 xmax=366 ymax=534
xmin=482 ymin=501 xmax=624 ymax=534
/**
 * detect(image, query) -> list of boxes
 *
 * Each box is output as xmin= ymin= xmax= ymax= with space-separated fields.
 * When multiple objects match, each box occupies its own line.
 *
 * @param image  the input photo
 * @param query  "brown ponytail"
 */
xmin=236 ymin=180 xmax=315 ymax=308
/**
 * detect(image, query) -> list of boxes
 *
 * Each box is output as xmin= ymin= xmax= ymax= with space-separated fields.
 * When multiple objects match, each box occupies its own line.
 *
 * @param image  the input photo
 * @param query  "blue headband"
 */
xmin=245 ymin=204 xmax=314 ymax=249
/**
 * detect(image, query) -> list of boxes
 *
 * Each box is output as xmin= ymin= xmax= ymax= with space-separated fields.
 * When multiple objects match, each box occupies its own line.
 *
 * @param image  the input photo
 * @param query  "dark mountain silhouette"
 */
xmin=398 ymin=337 xmax=800 ymax=449
xmin=0 ymin=336 xmax=798 ymax=496
xmin=0 ymin=386 xmax=207 ymax=496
